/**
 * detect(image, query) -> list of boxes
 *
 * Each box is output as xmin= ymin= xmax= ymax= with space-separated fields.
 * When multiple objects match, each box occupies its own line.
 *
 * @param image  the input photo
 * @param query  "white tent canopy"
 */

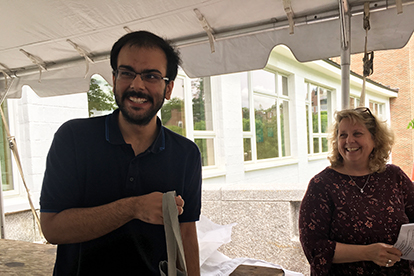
xmin=1 ymin=0 xmax=414 ymax=101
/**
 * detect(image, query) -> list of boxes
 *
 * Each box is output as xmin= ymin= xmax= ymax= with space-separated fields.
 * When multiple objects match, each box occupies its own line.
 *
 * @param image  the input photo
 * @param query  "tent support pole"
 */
xmin=0 ymin=162 xmax=5 ymax=239
xmin=340 ymin=0 xmax=351 ymax=110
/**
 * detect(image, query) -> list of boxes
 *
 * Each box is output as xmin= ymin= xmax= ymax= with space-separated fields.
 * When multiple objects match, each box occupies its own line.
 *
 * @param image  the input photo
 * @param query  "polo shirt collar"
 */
xmin=105 ymin=109 xmax=166 ymax=153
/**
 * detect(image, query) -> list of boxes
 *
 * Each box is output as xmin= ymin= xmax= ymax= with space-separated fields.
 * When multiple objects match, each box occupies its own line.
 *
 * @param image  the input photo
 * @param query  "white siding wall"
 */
xmin=4 ymin=86 xmax=88 ymax=213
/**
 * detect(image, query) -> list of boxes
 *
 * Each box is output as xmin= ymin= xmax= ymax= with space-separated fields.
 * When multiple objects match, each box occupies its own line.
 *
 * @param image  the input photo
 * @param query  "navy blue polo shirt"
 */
xmin=40 ymin=109 xmax=202 ymax=276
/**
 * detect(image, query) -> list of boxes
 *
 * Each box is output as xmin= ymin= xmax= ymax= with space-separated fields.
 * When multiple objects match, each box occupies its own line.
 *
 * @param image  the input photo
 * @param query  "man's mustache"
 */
xmin=122 ymin=91 xmax=153 ymax=103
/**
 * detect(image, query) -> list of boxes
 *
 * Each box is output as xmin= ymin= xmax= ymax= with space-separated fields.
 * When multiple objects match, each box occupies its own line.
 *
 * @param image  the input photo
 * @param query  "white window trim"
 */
xmin=243 ymin=70 xmax=292 ymax=165
xmin=306 ymin=82 xmax=333 ymax=156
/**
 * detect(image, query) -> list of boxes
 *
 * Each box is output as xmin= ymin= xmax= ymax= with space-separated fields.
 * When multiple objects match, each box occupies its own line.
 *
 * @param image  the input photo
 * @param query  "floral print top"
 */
xmin=299 ymin=164 xmax=414 ymax=275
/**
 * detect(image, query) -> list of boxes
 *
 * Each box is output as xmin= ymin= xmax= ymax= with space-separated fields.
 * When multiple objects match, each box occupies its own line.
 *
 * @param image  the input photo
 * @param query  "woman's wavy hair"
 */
xmin=327 ymin=107 xmax=394 ymax=173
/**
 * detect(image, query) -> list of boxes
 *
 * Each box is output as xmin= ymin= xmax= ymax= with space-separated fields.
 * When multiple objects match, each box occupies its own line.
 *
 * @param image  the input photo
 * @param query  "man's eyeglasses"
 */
xmin=114 ymin=68 xmax=169 ymax=85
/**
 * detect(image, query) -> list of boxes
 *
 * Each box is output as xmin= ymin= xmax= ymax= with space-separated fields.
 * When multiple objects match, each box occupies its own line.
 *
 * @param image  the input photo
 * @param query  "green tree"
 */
xmin=161 ymin=97 xmax=184 ymax=125
xmin=255 ymin=105 xmax=279 ymax=159
xmin=242 ymin=107 xmax=250 ymax=131
xmin=192 ymin=79 xmax=205 ymax=130
xmin=87 ymin=77 xmax=117 ymax=117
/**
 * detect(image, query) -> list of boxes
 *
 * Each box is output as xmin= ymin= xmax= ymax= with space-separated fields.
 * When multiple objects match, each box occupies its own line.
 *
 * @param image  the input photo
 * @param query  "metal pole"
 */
xmin=0 ymin=162 xmax=6 ymax=239
xmin=339 ymin=0 xmax=351 ymax=110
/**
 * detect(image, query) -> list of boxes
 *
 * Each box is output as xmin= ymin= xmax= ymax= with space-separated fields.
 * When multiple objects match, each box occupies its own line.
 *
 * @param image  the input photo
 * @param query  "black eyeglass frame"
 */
xmin=113 ymin=68 xmax=169 ymax=83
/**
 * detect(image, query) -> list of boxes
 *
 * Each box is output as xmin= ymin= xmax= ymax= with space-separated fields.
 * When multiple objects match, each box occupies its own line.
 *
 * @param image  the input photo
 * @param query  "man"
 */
xmin=40 ymin=31 xmax=202 ymax=275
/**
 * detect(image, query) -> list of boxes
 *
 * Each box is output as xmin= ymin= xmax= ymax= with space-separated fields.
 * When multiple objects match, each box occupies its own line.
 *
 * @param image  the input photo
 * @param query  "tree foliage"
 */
xmin=87 ymin=77 xmax=117 ymax=117
xmin=161 ymin=97 xmax=183 ymax=125
xmin=192 ymin=79 xmax=205 ymax=130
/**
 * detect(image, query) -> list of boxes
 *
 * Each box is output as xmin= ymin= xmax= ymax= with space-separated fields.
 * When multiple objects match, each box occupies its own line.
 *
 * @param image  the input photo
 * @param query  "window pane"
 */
xmin=306 ymin=105 xmax=310 ymax=154
xmin=321 ymin=111 xmax=328 ymax=133
xmin=161 ymin=77 xmax=186 ymax=136
xmin=243 ymin=138 xmax=252 ymax=161
xmin=1 ymin=102 xmax=13 ymax=191
xmin=280 ymin=100 xmax=290 ymax=157
xmin=254 ymin=95 xmax=278 ymax=159
xmin=195 ymin=138 xmax=215 ymax=166
xmin=350 ymin=97 xmax=355 ymax=109
xmin=251 ymin=70 xmax=275 ymax=94
xmin=88 ymin=74 xmax=116 ymax=117
xmin=241 ymin=73 xmax=250 ymax=131
xmin=322 ymin=137 xmax=328 ymax=152
xmin=279 ymin=75 xmax=289 ymax=96
xmin=319 ymin=88 xmax=328 ymax=133
xmin=313 ymin=138 xmax=320 ymax=153
xmin=192 ymin=78 xmax=213 ymax=131
xmin=378 ymin=104 xmax=384 ymax=119
xmin=311 ymin=86 xmax=318 ymax=133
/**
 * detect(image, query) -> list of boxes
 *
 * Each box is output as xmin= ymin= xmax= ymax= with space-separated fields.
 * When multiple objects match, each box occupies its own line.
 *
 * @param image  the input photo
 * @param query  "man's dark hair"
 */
xmin=110 ymin=31 xmax=181 ymax=81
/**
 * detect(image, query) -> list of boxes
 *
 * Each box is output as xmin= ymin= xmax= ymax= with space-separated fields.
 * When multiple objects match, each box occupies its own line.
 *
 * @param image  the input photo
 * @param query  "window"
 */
xmin=191 ymin=78 xmax=215 ymax=167
xmin=88 ymin=74 xmax=117 ymax=117
xmin=161 ymin=77 xmax=186 ymax=136
xmin=0 ymin=101 xmax=13 ymax=191
xmin=369 ymin=101 xmax=385 ymax=119
xmin=351 ymin=97 xmax=385 ymax=119
xmin=242 ymin=70 xmax=290 ymax=162
xmin=349 ymin=96 xmax=360 ymax=109
xmin=161 ymin=76 xmax=216 ymax=167
xmin=306 ymin=84 xmax=332 ymax=154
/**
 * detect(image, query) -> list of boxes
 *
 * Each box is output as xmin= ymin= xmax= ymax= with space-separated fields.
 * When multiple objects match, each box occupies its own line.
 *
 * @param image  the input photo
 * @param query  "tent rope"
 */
xmin=0 ymin=70 xmax=10 ymax=95
xmin=396 ymin=0 xmax=403 ymax=14
xmin=0 ymin=63 xmax=12 ymax=99
xmin=67 ymin=39 xmax=94 ymax=78
xmin=19 ymin=49 xmax=47 ymax=83
xmin=194 ymin=9 xmax=215 ymax=53
xmin=0 ymin=106 xmax=45 ymax=240
xmin=283 ymin=0 xmax=295 ymax=34
xmin=360 ymin=2 xmax=374 ymax=107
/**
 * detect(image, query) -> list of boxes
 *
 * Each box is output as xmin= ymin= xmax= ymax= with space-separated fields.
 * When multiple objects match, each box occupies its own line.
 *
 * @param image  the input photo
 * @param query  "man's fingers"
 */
xmin=175 ymin=195 xmax=184 ymax=207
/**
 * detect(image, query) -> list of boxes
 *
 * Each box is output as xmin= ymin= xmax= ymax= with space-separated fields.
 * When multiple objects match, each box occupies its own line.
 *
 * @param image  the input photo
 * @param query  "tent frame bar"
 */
xmin=340 ymin=0 xmax=351 ymax=110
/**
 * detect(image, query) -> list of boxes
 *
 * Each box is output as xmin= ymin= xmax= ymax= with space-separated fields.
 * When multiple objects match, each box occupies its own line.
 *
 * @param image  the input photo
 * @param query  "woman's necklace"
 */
xmin=348 ymin=174 xmax=371 ymax=193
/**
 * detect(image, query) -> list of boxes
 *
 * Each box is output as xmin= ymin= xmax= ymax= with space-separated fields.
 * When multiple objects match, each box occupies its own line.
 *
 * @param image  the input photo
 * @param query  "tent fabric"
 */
xmin=1 ymin=0 xmax=414 ymax=99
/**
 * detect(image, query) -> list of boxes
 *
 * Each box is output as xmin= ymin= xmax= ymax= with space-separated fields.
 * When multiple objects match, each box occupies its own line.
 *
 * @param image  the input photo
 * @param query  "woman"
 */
xmin=299 ymin=107 xmax=414 ymax=275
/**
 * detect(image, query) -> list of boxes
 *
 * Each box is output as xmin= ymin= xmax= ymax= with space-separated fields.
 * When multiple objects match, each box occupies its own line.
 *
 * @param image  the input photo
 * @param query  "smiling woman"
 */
xmin=299 ymin=108 xmax=414 ymax=276
xmin=329 ymin=107 xmax=394 ymax=174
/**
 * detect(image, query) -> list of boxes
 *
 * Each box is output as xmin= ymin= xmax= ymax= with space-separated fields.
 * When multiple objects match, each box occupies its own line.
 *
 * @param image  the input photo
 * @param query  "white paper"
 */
xmin=196 ymin=215 xmax=304 ymax=276
xmin=394 ymin=223 xmax=414 ymax=260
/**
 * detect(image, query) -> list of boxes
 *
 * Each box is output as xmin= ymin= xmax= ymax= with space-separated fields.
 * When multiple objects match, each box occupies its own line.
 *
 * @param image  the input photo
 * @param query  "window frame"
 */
xmin=160 ymin=72 xmax=218 ymax=168
xmin=305 ymin=83 xmax=333 ymax=156
xmin=1 ymin=100 xmax=18 ymax=196
xmin=242 ymin=70 xmax=291 ymax=164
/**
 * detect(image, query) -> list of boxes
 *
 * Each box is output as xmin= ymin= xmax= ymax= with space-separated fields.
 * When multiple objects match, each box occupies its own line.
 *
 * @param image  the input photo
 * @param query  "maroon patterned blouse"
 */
xmin=299 ymin=164 xmax=414 ymax=275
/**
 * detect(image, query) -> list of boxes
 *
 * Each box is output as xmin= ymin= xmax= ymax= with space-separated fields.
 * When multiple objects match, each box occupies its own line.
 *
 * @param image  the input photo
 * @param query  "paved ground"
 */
xmin=0 ymin=239 xmax=56 ymax=275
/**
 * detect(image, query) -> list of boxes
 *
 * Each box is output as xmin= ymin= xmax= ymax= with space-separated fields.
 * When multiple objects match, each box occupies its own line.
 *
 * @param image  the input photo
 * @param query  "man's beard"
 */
xmin=114 ymin=84 xmax=166 ymax=126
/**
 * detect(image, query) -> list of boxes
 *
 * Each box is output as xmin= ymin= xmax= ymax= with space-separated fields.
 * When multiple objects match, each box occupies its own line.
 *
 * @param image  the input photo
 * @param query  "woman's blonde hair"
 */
xmin=328 ymin=107 xmax=394 ymax=173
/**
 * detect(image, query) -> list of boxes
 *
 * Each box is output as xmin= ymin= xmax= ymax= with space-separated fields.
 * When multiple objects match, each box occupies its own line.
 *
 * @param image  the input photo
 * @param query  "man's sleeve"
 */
xmin=179 ymin=146 xmax=202 ymax=223
xmin=40 ymin=121 xmax=83 ymax=213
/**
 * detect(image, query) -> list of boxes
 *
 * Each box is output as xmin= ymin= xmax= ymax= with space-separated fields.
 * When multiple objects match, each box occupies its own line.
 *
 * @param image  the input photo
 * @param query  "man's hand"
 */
xmin=134 ymin=192 xmax=185 ymax=225
xmin=176 ymin=195 xmax=184 ymax=215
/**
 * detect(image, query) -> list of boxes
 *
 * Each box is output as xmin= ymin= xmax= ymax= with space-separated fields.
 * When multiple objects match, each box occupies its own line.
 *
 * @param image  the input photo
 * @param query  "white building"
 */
xmin=0 ymin=46 xmax=397 ymax=275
